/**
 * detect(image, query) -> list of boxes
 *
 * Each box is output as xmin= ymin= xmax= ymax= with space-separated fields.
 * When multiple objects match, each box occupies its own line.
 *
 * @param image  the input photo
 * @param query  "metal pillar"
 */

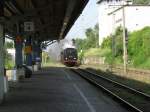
xmin=14 ymin=21 xmax=25 ymax=81
xmin=15 ymin=36 xmax=23 ymax=68
xmin=122 ymin=6 xmax=128 ymax=74
xmin=32 ymin=41 xmax=36 ymax=65
xmin=32 ymin=41 xmax=40 ymax=71
xmin=25 ymin=37 xmax=32 ymax=70
xmin=14 ymin=35 xmax=25 ymax=81
xmin=32 ymin=41 xmax=40 ymax=63
xmin=36 ymin=43 xmax=42 ymax=70
xmin=0 ymin=0 xmax=5 ymax=103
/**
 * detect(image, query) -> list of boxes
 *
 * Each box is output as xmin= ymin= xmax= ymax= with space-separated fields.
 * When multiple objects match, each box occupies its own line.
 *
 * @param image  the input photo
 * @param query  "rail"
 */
xmin=71 ymin=68 xmax=150 ymax=112
xmin=80 ymin=69 xmax=150 ymax=99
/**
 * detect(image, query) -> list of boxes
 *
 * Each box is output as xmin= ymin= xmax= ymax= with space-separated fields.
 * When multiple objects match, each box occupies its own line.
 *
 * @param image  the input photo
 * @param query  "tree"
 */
xmin=5 ymin=41 xmax=14 ymax=69
xmin=128 ymin=27 xmax=150 ymax=67
xmin=5 ymin=48 xmax=14 ymax=69
xmin=75 ymin=23 xmax=99 ymax=51
xmin=101 ymin=26 xmax=123 ymax=56
xmin=5 ymin=41 xmax=14 ymax=49
xmin=133 ymin=0 xmax=150 ymax=5
xmin=84 ymin=23 xmax=99 ymax=49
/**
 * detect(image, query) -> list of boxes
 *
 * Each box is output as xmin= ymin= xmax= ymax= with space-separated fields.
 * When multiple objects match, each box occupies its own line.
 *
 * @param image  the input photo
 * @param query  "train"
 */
xmin=61 ymin=48 xmax=78 ymax=66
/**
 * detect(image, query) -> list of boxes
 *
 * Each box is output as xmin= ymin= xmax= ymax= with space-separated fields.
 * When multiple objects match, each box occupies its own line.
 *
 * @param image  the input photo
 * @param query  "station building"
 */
xmin=97 ymin=0 xmax=150 ymax=45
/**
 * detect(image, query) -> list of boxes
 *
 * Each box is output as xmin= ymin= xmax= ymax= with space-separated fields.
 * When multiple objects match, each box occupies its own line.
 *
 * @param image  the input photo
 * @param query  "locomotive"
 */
xmin=61 ymin=48 xmax=78 ymax=66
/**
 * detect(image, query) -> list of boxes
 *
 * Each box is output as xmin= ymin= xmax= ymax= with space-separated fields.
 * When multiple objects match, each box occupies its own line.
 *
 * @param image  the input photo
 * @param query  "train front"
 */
xmin=63 ymin=48 xmax=78 ymax=66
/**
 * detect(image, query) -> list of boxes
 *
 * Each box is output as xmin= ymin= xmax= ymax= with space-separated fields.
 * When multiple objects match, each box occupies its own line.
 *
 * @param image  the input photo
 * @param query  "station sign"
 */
xmin=24 ymin=22 xmax=34 ymax=32
xmin=24 ymin=46 xmax=32 ymax=54
xmin=15 ymin=36 xmax=22 ymax=44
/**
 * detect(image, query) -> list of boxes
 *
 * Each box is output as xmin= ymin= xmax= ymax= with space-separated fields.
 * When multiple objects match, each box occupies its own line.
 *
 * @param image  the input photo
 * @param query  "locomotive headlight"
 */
xmin=74 ymin=58 xmax=76 ymax=59
xmin=65 ymin=57 xmax=68 ymax=60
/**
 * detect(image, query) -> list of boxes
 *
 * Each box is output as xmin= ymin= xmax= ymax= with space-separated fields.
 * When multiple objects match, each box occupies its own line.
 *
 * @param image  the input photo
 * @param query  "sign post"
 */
xmin=24 ymin=22 xmax=34 ymax=32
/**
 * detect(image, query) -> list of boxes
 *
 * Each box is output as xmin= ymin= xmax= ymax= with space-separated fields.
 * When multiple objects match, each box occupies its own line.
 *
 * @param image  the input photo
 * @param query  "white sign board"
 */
xmin=24 ymin=22 xmax=34 ymax=31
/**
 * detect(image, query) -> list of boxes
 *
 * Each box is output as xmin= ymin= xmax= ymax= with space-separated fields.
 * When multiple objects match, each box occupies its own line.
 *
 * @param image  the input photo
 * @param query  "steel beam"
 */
xmin=25 ymin=37 xmax=32 ymax=70
xmin=59 ymin=0 xmax=76 ymax=39
xmin=5 ymin=11 xmax=54 ymax=23
xmin=5 ymin=0 xmax=23 ymax=15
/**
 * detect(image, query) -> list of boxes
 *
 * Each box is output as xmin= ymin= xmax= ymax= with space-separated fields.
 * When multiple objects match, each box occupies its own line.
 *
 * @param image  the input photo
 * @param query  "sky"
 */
xmin=66 ymin=0 xmax=99 ymax=40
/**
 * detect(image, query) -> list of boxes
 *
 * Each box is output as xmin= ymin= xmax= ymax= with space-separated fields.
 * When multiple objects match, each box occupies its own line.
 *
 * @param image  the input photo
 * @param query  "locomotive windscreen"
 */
xmin=66 ymin=48 xmax=77 ymax=56
xmin=64 ymin=48 xmax=78 ymax=59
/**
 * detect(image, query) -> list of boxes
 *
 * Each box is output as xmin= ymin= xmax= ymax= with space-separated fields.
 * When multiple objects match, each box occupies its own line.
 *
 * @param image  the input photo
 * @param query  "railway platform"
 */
xmin=0 ymin=67 xmax=131 ymax=112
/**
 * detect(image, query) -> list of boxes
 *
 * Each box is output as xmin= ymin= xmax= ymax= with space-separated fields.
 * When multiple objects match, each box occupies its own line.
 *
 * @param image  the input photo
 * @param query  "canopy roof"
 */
xmin=4 ymin=0 xmax=88 ymax=41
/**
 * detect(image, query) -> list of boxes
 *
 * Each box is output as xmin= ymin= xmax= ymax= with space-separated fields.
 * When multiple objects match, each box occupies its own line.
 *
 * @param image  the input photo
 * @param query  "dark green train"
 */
xmin=61 ymin=48 xmax=78 ymax=66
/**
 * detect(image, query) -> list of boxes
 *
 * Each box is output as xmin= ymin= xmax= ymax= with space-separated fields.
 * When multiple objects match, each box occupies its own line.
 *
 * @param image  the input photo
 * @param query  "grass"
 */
xmin=84 ymin=48 xmax=101 ymax=57
xmin=138 ymin=57 xmax=150 ymax=69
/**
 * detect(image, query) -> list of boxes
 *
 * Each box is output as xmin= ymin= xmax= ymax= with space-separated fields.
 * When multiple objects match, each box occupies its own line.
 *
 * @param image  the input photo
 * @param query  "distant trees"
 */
xmin=133 ymin=0 xmax=150 ymax=5
xmin=75 ymin=22 xmax=150 ymax=69
xmin=75 ymin=23 xmax=99 ymax=62
xmin=75 ymin=23 xmax=99 ymax=51
xmin=5 ymin=41 xmax=14 ymax=69
xmin=5 ymin=41 xmax=14 ymax=49
xmin=5 ymin=48 xmax=14 ymax=69
xmin=85 ymin=24 xmax=99 ymax=48
xmin=42 ymin=51 xmax=50 ymax=64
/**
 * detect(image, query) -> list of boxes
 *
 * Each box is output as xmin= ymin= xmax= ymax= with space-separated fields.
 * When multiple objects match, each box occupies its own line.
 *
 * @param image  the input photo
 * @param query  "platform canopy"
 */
xmin=4 ymin=0 xmax=89 ymax=41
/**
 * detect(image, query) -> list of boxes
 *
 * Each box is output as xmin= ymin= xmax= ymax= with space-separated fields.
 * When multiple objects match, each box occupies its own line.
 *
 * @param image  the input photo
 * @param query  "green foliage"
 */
xmin=4 ymin=41 xmax=14 ymax=69
xmin=128 ymin=27 xmax=150 ymax=68
xmin=75 ymin=23 xmax=99 ymax=62
xmin=78 ymin=50 xmax=84 ymax=62
xmin=75 ymin=38 xmax=85 ymax=51
xmin=5 ymin=41 xmax=14 ymax=49
xmin=101 ymin=36 xmax=112 ymax=49
xmin=5 ymin=48 xmax=14 ymax=69
xmin=84 ymin=48 xmax=102 ymax=57
xmin=133 ymin=0 xmax=150 ymax=5
xmin=101 ymin=26 xmax=150 ymax=68
xmin=114 ymin=27 xmax=123 ymax=57
xmin=100 ymin=26 xmax=124 ymax=64
xmin=75 ymin=23 xmax=150 ymax=69
xmin=42 ymin=51 xmax=51 ymax=63
xmin=75 ymin=23 xmax=99 ymax=51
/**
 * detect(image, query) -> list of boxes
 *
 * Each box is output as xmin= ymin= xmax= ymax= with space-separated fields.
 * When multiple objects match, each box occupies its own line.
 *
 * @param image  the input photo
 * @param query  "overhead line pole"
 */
xmin=108 ymin=2 xmax=128 ymax=74
xmin=122 ymin=6 xmax=128 ymax=74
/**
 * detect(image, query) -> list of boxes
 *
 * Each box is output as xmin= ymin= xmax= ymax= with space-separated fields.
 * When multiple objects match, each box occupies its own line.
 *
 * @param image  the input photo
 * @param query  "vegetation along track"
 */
xmin=71 ymin=68 xmax=150 ymax=112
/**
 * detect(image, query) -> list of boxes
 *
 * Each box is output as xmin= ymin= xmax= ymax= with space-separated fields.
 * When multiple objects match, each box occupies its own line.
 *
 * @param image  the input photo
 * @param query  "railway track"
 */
xmin=96 ymin=64 xmax=150 ymax=75
xmin=71 ymin=68 xmax=150 ymax=112
xmin=80 ymin=69 xmax=150 ymax=99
